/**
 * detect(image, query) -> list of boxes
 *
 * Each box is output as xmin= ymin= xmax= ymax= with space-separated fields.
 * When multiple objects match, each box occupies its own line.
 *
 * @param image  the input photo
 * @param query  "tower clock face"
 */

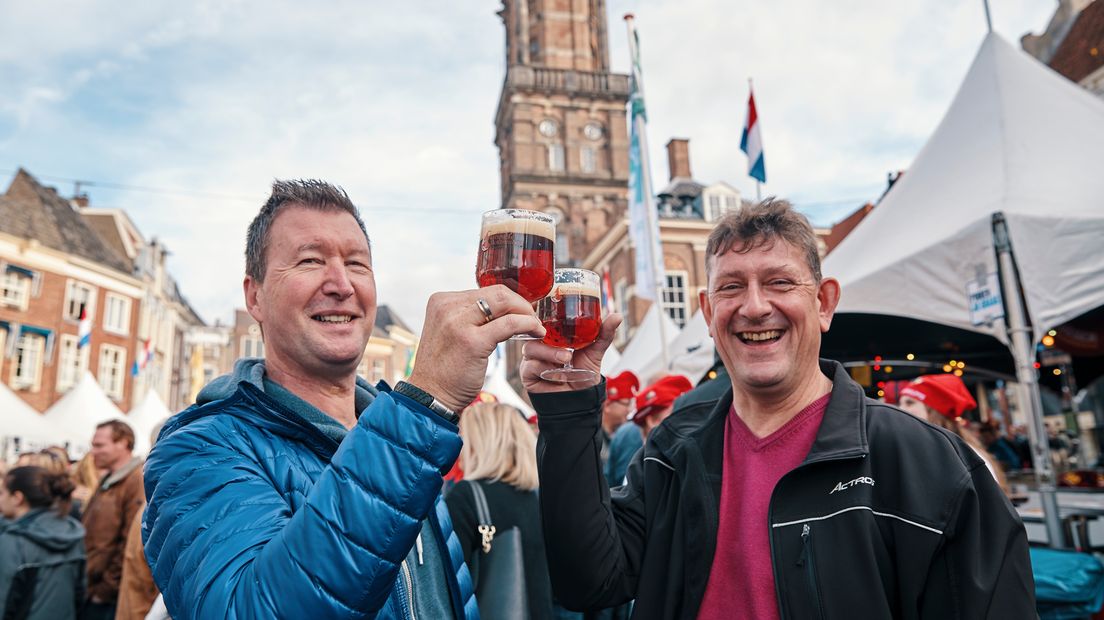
xmin=538 ymin=119 xmax=558 ymax=137
xmin=583 ymin=122 xmax=603 ymax=140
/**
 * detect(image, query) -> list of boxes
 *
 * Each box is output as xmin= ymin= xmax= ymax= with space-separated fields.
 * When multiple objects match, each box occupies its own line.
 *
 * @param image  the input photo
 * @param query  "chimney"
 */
xmin=666 ymin=138 xmax=692 ymax=181
xmin=71 ymin=193 xmax=90 ymax=208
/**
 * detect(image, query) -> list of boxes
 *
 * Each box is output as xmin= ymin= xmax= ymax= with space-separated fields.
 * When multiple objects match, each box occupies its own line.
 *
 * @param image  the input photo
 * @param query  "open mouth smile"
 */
xmin=312 ymin=314 xmax=354 ymax=324
xmin=737 ymin=329 xmax=783 ymax=344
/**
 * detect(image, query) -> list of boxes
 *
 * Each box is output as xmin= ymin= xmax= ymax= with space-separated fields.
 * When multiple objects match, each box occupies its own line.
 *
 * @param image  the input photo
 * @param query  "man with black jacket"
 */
xmin=522 ymin=199 xmax=1035 ymax=619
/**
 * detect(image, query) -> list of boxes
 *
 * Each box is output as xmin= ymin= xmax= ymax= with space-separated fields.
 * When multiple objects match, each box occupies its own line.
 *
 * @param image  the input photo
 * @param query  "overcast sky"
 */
xmin=0 ymin=1 xmax=1058 ymax=331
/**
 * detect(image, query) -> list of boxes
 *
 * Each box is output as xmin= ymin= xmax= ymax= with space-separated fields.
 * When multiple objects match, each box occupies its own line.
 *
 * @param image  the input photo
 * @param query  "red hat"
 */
xmin=606 ymin=370 xmax=641 ymax=402
xmin=899 ymin=374 xmax=977 ymax=419
xmin=628 ymin=375 xmax=693 ymax=425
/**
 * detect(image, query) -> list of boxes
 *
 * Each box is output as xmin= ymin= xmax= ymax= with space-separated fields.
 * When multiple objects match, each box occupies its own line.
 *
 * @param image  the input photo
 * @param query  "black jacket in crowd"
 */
xmin=531 ymin=360 xmax=1035 ymax=619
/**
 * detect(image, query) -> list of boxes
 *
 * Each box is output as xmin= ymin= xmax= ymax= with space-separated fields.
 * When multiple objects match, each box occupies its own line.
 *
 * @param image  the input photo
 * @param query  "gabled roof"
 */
xmin=0 ymin=169 xmax=131 ymax=274
xmin=657 ymin=176 xmax=704 ymax=198
xmin=374 ymin=304 xmax=411 ymax=333
xmin=1049 ymin=0 xmax=1104 ymax=82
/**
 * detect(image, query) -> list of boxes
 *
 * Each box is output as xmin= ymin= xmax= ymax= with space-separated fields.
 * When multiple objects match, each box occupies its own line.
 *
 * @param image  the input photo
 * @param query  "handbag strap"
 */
xmin=469 ymin=480 xmax=497 ymax=554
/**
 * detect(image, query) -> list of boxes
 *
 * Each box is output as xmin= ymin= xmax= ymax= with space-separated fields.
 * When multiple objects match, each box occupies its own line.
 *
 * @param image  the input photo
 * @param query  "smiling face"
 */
xmin=701 ymin=239 xmax=840 ymax=403
xmin=244 ymin=204 xmax=377 ymax=382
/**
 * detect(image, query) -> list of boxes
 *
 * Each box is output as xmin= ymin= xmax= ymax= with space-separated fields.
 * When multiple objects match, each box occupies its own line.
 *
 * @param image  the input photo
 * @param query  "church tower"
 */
xmin=494 ymin=0 xmax=631 ymax=265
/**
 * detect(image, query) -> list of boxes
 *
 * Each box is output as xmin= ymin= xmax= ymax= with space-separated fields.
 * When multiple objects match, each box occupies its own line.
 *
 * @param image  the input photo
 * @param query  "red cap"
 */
xmin=628 ymin=375 xmax=693 ymax=425
xmin=606 ymin=370 xmax=641 ymax=402
xmin=899 ymin=374 xmax=977 ymax=419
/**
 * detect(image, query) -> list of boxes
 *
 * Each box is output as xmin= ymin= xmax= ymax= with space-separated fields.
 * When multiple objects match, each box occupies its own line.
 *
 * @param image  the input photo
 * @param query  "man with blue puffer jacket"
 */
xmin=142 ymin=179 xmax=544 ymax=619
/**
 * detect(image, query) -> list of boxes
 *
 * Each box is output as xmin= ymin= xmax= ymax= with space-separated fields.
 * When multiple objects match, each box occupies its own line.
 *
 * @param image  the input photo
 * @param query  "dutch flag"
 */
xmin=740 ymin=88 xmax=767 ymax=184
xmin=77 ymin=307 xmax=91 ymax=349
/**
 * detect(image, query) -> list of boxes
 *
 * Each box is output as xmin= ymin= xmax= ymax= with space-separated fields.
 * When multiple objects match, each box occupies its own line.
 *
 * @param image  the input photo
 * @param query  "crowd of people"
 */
xmin=1 ymin=181 xmax=1040 ymax=619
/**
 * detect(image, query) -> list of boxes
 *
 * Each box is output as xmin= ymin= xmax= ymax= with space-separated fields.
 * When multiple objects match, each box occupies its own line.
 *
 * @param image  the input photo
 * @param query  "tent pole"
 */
xmin=993 ymin=213 xmax=1065 ymax=547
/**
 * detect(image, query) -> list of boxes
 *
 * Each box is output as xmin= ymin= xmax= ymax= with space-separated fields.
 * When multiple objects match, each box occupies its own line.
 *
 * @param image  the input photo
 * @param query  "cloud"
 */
xmin=0 ymin=0 xmax=1058 ymax=331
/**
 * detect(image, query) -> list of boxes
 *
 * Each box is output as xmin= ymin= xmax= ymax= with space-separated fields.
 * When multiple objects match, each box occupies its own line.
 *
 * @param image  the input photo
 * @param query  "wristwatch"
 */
xmin=393 ymin=381 xmax=460 ymax=425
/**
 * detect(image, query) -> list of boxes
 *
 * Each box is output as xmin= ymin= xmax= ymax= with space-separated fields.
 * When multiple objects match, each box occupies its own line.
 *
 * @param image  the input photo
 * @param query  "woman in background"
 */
xmin=0 ymin=465 xmax=86 ymax=619
xmin=445 ymin=402 xmax=557 ymax=620
xmin=898 ymin=374 xmax=1009 ymax=493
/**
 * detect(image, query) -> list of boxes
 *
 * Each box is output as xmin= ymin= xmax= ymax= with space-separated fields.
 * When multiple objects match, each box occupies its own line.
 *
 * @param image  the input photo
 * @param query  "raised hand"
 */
xmin=408 ymin=285 xmax=544 ymax=412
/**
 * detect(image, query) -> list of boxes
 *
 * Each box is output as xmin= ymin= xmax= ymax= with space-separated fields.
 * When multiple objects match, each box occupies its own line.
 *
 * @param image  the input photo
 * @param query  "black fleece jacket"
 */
xmin=532 ymin=360 xmax=1035 ymax=619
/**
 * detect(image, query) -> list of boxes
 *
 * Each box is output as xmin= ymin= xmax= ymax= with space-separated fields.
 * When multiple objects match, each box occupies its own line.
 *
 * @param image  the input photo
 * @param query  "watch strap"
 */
xmin=393 ymin=381 xmax=459 ymax=425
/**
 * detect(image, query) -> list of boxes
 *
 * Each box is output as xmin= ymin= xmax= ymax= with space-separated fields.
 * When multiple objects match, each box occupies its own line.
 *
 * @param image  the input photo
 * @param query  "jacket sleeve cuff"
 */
xmin=530 ymin=380 xmax=606 ymax=424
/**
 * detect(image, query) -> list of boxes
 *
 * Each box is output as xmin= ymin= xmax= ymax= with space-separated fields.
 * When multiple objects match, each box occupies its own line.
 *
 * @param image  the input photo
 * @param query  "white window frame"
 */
xmin=580 ymin=146 xmax=597 ymax=173
xmin=103 ymin=293 xmax=131 ymax=335
xmin=11 ymin=332 xmax=45 ymax=391
xmin=56 ymin=334 xmax=88 ymax=392
xmin=98 ymin=344 xmax=127 ymax=400
xmin=662 ymin=271 xmax=690 ymax=328
xmin=64 ymin=280 xmax=96 ymax=322
xmin=547 ymin=143 xmax=565 ymax=172
xmin=0 ymin=272 xmax=31 ymax=310
xmin=241 ymin=334 xmax=265 ymax=359
xmin=706 ymin=194 xmax=722 ymax=221
xmin=371 ymin=358 xmax=386 ymax=384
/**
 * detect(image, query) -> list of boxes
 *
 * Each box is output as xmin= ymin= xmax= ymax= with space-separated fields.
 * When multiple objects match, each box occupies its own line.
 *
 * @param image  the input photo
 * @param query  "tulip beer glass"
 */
xmin=477 ymin=209 xmax=556 ymax=339
xmin=537 ymin=268 xmax=602 ymax=382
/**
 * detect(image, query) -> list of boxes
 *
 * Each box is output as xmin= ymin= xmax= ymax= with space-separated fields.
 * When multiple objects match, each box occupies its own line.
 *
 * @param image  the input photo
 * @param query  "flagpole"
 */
xmin=625 ymin=13 xmax=670 ymax=370
xmin=982 ymin=0 xmax=993 ymax=33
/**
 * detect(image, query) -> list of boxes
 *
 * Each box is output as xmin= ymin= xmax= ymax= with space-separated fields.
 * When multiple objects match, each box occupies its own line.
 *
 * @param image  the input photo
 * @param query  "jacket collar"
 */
xmin=805 ymin=359 xmax=869 ymax=463
xmin=100 ymin=456 xmax=143 ymax=491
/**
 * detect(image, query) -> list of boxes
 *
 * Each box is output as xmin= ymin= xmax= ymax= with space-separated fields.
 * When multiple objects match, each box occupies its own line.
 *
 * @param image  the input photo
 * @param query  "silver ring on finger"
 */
xmin=476 ymin=298 xmax=494 ymax=324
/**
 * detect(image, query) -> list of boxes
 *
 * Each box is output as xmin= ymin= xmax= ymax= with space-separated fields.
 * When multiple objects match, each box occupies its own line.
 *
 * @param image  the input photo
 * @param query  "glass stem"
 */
xmin=563 ymin=348 xmax=575 ymax=370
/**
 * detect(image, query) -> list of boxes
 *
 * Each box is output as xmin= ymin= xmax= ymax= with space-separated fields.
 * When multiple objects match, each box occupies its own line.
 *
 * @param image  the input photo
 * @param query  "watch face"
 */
xmin=583 ymin=122 xmax=603 ymax=140
xmin=538 ymin=119 xmax=558 ymax=137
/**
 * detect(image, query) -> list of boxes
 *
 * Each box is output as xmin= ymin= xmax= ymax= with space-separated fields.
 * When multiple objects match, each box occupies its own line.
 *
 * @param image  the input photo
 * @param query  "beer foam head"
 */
xmin=481 ymin=210 xmax=555 ymax=240
xmin=550 ymin=281 xmax=600 ymax=298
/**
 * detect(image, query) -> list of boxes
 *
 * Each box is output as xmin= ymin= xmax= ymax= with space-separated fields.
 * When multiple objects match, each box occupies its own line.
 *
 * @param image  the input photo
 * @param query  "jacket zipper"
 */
xmin=768 ymin=452 xmax=866 ymax=619
xmin=400 ymin=559 xmax=417 ymax=620
xmin=796 ymin=523 xmax=824 ymax=620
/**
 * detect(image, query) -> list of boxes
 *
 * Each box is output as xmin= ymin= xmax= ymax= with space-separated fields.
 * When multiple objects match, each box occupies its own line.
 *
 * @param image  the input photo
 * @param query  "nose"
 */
xmin=320 ymin=260 xmax=354 ymax=298
xmin=738 ymin=281 xmax=772 ymax=321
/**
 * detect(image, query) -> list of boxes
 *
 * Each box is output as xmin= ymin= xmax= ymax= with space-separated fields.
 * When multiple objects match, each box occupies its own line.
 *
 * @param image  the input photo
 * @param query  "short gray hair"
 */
xmin=245 ymin=179 xmax=370 ymax=282
xmin=705 ymin=198 xmax=822 ymax=283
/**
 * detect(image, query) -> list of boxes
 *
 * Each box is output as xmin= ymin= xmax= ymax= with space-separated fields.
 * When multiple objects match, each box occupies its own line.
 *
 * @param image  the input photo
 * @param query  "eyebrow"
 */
xmin=295 ymin=242 xmax=370 ymax=259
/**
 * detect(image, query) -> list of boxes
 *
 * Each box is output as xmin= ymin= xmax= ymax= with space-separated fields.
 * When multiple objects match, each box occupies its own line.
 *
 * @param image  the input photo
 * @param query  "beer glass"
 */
xmin=537 ymin=268 xmax=602 ymax=382
xmin=477 ymin=209 xmax=556 ymax=339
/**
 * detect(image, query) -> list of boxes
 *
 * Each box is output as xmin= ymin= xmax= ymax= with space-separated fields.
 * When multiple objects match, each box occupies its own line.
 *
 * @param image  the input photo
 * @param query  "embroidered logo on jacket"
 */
xmin=829 ymin=476 xmax=875 ymax=494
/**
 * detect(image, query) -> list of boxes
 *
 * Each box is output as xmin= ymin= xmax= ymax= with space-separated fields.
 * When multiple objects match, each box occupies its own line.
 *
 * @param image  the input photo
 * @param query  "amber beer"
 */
xmin=538 ymin=285 xmax=602 ymax=349
xmin=476 ymin=210 xmax=555 ymax=302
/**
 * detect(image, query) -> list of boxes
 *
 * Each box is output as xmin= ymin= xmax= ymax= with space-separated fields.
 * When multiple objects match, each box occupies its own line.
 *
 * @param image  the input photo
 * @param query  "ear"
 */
xmin=816 ymin=277 xmax=842 ymax=333
xmin=12 ymin=490 xmax=26 ymax=507
xmin=244 ymin=276 xmax=265 ymax=325
xmin=699 ymin=289 xmax=714 ymax=338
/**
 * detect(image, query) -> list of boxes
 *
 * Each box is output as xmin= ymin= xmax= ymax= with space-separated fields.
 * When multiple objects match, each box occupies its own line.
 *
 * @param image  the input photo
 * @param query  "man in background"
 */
xmin=82 ymin=420 xmax=143 ymax=620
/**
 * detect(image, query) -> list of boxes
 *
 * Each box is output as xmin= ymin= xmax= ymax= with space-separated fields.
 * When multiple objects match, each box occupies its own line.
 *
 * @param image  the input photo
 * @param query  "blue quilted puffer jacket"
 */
xmin=142 ymin=372 xmax=479 ymax=619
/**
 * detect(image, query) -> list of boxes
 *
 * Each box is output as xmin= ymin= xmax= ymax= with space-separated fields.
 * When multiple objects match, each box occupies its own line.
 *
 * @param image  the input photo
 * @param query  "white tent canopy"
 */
xmin=633 ymin=310 xmax=715 ymax=384
xmin=1 ymin=382 xmax=54 ymax=460
xmin=482 ymin=347 xmax=535 ymax=419
xmin=42 ymin=372 xmax=125 ymax=458
xmin=824 ymin=33 xmax=1104 ymax=342
xmin=611 ymin=304 xmax=680 ymax=381
xmin=127 ymin=389 xmax=174 ymax=455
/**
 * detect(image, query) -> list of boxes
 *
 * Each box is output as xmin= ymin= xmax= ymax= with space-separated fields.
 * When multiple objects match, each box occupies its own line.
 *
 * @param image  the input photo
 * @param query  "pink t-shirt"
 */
xmin=696 ymin=393 xmax=831 ymax=620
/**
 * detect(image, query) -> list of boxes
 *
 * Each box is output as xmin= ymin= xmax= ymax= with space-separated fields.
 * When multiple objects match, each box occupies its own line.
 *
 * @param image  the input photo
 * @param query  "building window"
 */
xmin=662 ymin=272 xmax=689 ymax=328
xmin=1 ymin=271 xmax=31 ymax=309
xmin=241 ymin=335 xmax=265 ymax=359
xmin=11 ymin=332 xmax=45 ymax=391
xmin=581 ymin=146 xmax=597 ymax=173
xmin=103 ymin=293 xmax=131 ymax=335
xmin=725 ymin=195 xmax=738 ymax=210
xmin=57 ymin=334 xmax=88 ymax=392
xmin=99 ymin=344 xmax=127 ymax=400
xmin=706 ymin=195 xmax=722 ymax=221
xmin=546 ymin=209 xmax=570 ymax=265
xmin=64 ymin=281 xmax=96 ymax=322
xmin=372 ymin=359 xmax=386 ymax=384
xmin=547 ymin=144 xmax=565 ymax=172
